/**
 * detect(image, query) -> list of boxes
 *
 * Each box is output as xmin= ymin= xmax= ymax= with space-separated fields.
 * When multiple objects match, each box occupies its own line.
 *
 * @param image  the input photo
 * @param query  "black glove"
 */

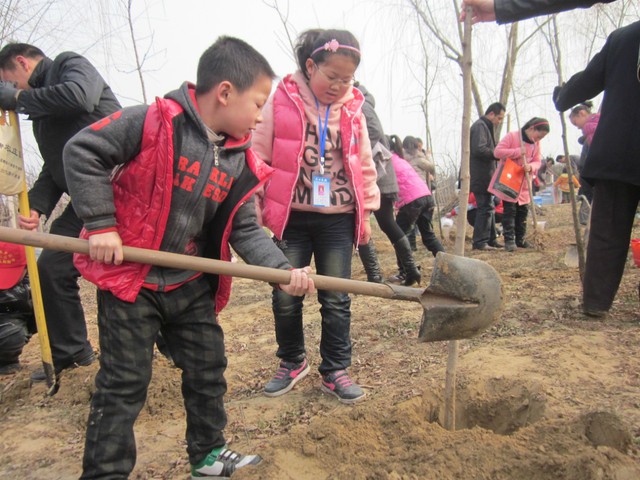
xmin=0 ymin=80 xmax=19 ymax=110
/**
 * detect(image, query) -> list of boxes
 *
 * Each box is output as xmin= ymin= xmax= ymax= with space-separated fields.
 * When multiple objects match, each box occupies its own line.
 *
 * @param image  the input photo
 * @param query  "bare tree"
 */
xmin=407 ymin=0 xmax=485 ymax=117
xmin=0 ymin=0 xmax=55 ymax=44
xmin=264 ymin=0 xmax=297 ymax=62
xmin=124 ymin=0 xmax=149 ymax=104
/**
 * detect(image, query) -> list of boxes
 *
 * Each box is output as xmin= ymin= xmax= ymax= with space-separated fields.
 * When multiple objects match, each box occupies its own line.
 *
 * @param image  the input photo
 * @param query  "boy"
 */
xmin=63 ymin=37 xmax=315 ymax=479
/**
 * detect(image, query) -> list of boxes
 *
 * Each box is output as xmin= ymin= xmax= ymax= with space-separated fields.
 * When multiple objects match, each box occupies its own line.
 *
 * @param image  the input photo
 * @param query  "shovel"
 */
xmin=0 ymin=226 xmax=503 ymax=342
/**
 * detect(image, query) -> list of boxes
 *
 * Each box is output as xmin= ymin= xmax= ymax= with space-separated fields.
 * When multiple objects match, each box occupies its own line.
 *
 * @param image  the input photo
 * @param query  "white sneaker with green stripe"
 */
xmin=191 ymin=447 xmax=262 ymax=479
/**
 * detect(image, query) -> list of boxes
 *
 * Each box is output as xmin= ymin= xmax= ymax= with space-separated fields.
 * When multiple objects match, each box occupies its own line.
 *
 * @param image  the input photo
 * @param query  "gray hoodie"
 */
xmin=64 ymin=82 xmax=290 ymax=289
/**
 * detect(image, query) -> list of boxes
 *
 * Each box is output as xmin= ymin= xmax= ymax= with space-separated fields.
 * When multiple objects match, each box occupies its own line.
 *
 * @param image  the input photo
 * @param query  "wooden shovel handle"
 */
xmin=0 ymin=226 xmax=424 ymax=303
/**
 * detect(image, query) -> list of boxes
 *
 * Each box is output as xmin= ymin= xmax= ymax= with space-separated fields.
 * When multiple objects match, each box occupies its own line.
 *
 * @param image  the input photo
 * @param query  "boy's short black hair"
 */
xmin=0 ymin=43 xmax=45 ymax=70
xmin=196 ymin=36 xmax=275 ymax=95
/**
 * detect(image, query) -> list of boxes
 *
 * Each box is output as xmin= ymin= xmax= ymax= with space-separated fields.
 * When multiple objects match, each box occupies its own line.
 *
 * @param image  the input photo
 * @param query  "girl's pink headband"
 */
xmin=311 ymin=39 xmax=360 ymax=57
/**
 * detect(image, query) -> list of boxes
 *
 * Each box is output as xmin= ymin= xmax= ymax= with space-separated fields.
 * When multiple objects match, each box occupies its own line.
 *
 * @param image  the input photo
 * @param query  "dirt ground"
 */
xmin=1 ymin=203 xmax=639 ymax=480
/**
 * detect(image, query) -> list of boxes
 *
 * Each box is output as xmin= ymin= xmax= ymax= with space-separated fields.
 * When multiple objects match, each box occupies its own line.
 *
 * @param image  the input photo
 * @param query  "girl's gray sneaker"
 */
xmin=321 ymin=370 xmax=365 ymax=404
xmin=263 ymin=358 xmax=310 ymax=397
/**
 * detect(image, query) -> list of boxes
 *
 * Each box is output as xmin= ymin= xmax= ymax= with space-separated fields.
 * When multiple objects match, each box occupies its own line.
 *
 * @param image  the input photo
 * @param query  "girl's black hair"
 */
xmin=295 ymin=29 xmax=361 ymax=79
xmin=522 ymin=117 xmax=550 ymax=133
xmin=388 ymin=134 xmax=404 ymax=157
xmin=402 ymin=135 xmax=420 ymax=155
xmin=569 ymin=101 xmax=593 ymax=117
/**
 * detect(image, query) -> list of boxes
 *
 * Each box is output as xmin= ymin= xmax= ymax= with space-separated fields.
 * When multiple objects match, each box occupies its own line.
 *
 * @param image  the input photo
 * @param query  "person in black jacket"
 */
xmin=461 ymin=0 xmax=616 ymax=24
xmin=553 ymin=21 xmax=640 ymax=317
xmin=470 ymin=102 xmax=505 ymax=250
xmin=0 ymin=43 xmax=121 ymax=378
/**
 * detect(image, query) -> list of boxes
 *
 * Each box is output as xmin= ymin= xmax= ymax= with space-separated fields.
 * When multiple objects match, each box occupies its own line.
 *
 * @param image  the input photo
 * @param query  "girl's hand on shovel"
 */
xmin=88 ymin=230 xmax=124 ymax=265
xmin=280 ymin=266 xmax=315 ymax=297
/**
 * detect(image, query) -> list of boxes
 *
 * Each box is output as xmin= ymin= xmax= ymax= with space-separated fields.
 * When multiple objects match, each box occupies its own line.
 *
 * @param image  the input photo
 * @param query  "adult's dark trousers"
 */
xmin=583 ymin=180 xmax=640 ymax=312
xmin=578 ymin=174 xmax=594 ymax=203
xmin=396 ymin=196 xmax=444 ymax=256
xmin=467 ymin=209 xmax=503 ymax=228
xmin=272 ymin=211 xmax=354 ymax=375
xmin=82 ymin=276 xmax=227 ymax=478
xmin=38 ymin=203 xmax=93 ymax=367
xmin=472 ymin=192 xmax=497 ymax=248
xmin=502 ymin=201 xmax=529 ymax=244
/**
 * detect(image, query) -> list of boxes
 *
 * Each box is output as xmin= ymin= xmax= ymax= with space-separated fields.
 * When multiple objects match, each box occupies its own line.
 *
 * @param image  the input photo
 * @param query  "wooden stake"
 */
xmin=444 ymin=4 xmax=473 ymax=432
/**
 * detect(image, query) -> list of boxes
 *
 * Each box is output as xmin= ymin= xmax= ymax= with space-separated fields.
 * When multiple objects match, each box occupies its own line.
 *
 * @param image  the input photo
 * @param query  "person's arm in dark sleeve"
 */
xmin=63 ymin=105 xmax=147 ymax=231
xmin=553 ymin=42 xmax=607 ymax=112
xmin=229 ymin=197 xmax=291 ymax=270
xmin=17 ymin=55 xmax=112 ymax=119
xmin=28 ymin=162 xmax=65 ymax=219
xmin=495 ymin=0 xmax=615 ymax=24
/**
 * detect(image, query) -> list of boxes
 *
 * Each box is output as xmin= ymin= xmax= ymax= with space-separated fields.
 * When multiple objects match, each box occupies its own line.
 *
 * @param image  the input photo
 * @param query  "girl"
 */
xmin=569 ymin=101 xmax=599 ymax=203
xmin=491 ymin=117 xmax=549 ymax=251
xmin=253 ymin=29 xmax=379 ymax=404
xmin=569 ymin=101 xmax=600 ymax=147
xmin=388 ymin=135 xmax=444 ymax=271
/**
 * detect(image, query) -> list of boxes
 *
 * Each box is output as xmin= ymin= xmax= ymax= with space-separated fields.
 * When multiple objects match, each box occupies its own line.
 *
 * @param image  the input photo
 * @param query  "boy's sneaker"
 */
xmin=191 ymin=447 xmax=262 ymax=479
xmin=321 ymin=370 xmax=365 ymax=404
xmin=263 ymin=358 xmax=310 ymax=397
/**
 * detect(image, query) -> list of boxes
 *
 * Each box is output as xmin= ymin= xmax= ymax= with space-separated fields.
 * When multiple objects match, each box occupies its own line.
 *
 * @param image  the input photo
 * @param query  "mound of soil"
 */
xmin=1 ymin=203 xmax=639 ymax=479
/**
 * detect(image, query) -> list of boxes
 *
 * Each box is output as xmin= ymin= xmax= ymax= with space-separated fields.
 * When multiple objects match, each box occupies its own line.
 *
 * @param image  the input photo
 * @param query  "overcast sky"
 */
xmin=16 ymin=0 xmax=637 ymax=174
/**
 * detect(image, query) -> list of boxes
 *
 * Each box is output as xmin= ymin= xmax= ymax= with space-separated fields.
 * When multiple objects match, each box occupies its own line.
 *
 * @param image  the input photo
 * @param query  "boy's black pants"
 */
xmin=81 ymin=275 xmax=227 ymax=479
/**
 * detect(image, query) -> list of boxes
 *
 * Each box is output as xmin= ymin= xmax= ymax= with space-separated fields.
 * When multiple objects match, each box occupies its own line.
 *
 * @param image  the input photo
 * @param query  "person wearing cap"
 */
xmin=0 ymin=241 xmax=35 ymax=374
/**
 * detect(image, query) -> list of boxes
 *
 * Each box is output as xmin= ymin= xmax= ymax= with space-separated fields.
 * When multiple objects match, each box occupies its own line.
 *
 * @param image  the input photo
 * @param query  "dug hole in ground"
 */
xmin=1 ymin=203 xmax=639 ymax=479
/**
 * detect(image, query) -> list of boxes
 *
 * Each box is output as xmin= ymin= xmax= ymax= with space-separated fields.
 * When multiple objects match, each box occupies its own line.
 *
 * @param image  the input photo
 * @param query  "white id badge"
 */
xmin=312 ymin=174 xmax=331 ymax=207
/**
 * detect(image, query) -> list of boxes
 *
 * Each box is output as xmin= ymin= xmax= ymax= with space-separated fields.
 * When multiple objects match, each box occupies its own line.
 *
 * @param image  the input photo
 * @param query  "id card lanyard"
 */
xmin=316 ymin=98 xmax=331 ymax=175
xmin=312 ymin=98 xmax=332 ymax=207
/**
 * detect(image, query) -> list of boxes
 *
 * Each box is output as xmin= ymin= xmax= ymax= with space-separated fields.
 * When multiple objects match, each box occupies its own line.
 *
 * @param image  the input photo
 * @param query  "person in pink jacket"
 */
xmin=569 ymin=102 xmax=600 ymax=147
xmin=569 ymin=101 xmax=599 ymax=204
xmin=388 ymin=135 xmax=444 ymax=267
xmin=491 ymin=117 xmax=549 ymax=251
xmin=252 ymin=29 xmax=379 ymax=404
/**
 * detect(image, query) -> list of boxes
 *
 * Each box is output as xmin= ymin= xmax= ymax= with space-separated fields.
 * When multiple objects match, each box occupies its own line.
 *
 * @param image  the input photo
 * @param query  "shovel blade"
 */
xmin=418 ymin=252 xmax=503 ymax=342
xmin=564 ymin=244 xmax=579 ymax=268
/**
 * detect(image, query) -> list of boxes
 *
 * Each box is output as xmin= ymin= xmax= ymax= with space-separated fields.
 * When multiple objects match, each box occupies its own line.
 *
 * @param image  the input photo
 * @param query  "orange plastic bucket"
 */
xmin=631 ymin=239 xmax=640 ymax=267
